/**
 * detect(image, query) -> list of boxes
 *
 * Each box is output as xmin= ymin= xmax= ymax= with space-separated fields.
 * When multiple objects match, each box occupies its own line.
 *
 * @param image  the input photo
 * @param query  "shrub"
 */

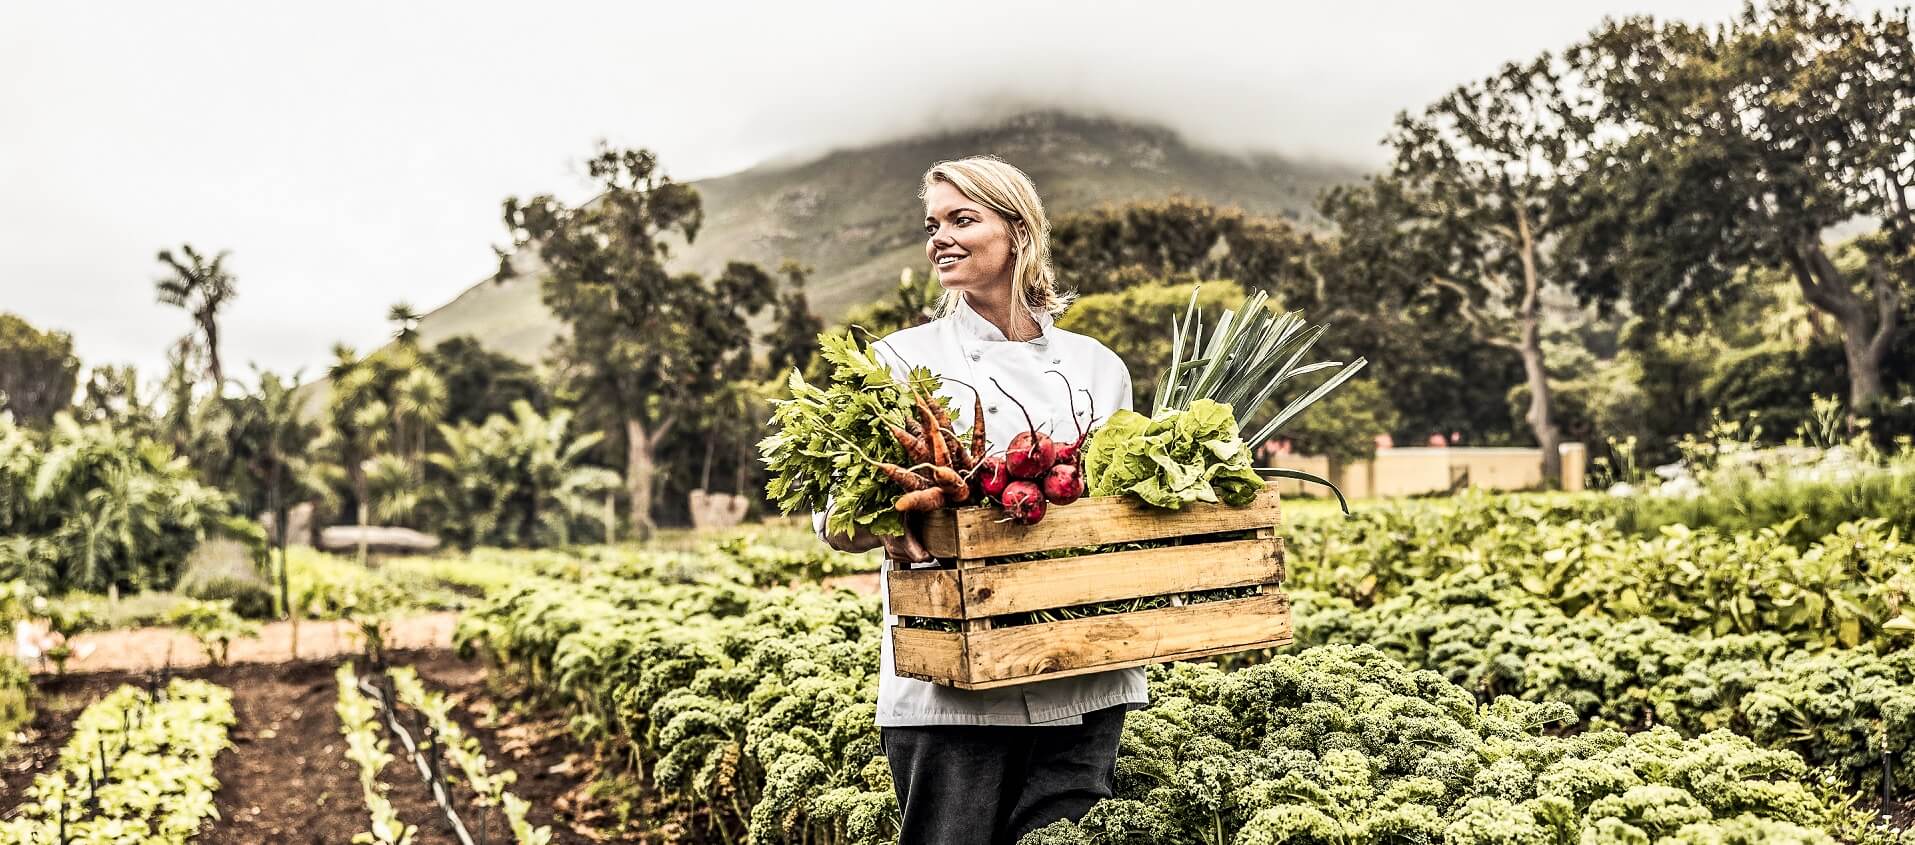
xmin=0 ymin=655 xmax=29 ymax=751
xmin=177 ymin=537 xmax=276 ymax=619
xmin=164 ymin=598 xmax=260 ymax=666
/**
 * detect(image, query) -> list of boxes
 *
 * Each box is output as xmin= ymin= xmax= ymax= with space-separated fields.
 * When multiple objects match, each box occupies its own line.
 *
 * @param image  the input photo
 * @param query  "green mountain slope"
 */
xmin=415 ymin=110 xmax=1360 ymax=363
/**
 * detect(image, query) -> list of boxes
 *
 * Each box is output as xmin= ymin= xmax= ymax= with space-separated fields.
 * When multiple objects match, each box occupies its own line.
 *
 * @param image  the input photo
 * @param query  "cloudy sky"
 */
xmin=2 ymin=1 xmax=1888 ymax=382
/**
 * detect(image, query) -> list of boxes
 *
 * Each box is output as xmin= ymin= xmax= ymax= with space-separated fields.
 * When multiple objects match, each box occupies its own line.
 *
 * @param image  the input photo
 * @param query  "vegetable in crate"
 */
xmin=759 ymin=331 xmax=959 ymax=538
xmin=1082 ymin=398 xmax=1267 ymax=508
xmin=1149 ymin=285 xmax=1369 ymax=510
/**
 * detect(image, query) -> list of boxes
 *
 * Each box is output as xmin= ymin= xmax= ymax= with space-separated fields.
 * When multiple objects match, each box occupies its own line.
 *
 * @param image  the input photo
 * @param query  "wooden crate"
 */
xmin=889 ymin=488 xmax=1290 ymax=690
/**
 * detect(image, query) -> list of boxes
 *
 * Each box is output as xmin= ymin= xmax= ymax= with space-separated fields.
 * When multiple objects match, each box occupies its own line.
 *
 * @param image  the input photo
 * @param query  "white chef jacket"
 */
xmin=814 ymin=293 xmax=1150 ymax=726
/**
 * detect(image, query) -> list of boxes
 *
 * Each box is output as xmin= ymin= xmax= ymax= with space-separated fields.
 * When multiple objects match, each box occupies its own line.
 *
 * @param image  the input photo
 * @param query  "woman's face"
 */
xmin=924 ymin=180 xmax=1016 ymax=295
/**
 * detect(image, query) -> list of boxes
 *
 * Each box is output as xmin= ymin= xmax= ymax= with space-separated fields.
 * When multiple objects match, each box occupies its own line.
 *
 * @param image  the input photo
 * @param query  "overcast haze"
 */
xmin=2 ymin=1 xmax=1892 ymax=383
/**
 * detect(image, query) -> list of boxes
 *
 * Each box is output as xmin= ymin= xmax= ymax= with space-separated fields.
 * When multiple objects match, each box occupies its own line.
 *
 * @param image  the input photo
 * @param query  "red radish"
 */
xmin=1000 ymin=480 xmax=1047 ymax=525
xmin=1046 ymin=370 xmax=1089 ymax=466
xmin=1006 ymin=431 xmax=1055 ymax=479
xmin=1041 ymin=463 xmax=1084 ymax=505
xmin=992 ymin=377 xmax=1056 ymax=479
xmin=977 ymin=455 xmax=1012 ymax=499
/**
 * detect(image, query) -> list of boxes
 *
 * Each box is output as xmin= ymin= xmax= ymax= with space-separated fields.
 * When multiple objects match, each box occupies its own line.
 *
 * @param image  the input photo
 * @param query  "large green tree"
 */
xmin=501 ymin=145 xmax=774 ymax=538
xmin=0 ymin=313 xmax=79 ymax=426
xmin=424 ymin=335 xmax=550 ymax=427
xmin=1331 ymin=54 xmax=1595 ymax=482
xmin=1050 ymin=197 xmax=1326 ymax=304
xmin=764 ymin=260 xmax=825 ymax=378
xmin=1568 ymin=0 xmax=1912 ymax=416
xmin=154 ymin=245 xmax=238 ymax=394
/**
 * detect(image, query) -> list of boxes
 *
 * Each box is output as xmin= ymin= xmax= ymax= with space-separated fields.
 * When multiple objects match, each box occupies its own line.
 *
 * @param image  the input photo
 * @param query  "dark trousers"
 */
xmin=880 ymin=705 xmax=1125 ymax=845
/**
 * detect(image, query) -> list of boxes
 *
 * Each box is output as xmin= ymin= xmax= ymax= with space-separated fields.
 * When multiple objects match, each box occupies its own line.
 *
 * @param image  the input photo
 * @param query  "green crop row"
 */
xmin=337 ymin=662 xmax=419 ymax=845
xmin=454 ymin=541 xmax=1883 ymax=845
xmin=1286 ymin=494 xmax=1915 ymax=650
xmin=0 ymin=679 xmax=234 ymax=844
xmin=1287 ymin=577 xmax=1915 ymax=798
xmin=1027 ymin=648 xmax=1842 ymax=845
xmin=456 ymin=557 xmax=893 ymax=845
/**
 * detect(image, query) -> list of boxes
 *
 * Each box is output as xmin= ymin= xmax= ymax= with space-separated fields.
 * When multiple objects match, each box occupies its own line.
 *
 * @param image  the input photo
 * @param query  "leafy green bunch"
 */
xmin=1082 ymin=399 xmax=1265 ymax=509
xmin=2 ymin=679 xmax=235 ymax=844
xmin=760 ymin=331 xmax=947 ymax=538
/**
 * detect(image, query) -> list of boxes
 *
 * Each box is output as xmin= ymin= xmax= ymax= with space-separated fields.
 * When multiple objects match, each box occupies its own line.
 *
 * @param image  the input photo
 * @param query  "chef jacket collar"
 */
xmin=954 ymin=292 xmax=1053 ymax=346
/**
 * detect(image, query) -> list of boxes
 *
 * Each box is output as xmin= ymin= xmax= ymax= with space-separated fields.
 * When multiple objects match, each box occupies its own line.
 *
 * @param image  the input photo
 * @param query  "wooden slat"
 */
xmin=922 ymin=489 xmax=1283 ymax=559
xmin=915 ymin=593 xmax=1292 ymax=690
xmin=956 ymin=538 xmax=1283 ymax=617
xmin=937 ymin=636 xmax=1295 ymax=691
xmin=886 ymin=569 xmax=964 ymax=618
xmin=892 ymin=627 xmax=967 ymax=684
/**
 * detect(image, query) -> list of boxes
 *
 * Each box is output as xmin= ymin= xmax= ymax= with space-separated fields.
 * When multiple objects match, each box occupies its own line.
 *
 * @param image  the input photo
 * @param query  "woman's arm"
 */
xmin=816 ymin=504 xmax=933 ymax=561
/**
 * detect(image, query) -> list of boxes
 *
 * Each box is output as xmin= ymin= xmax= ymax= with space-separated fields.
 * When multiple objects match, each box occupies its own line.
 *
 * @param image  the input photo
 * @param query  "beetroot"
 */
xmin=977 ymin=455 xmax=1012 ymax=498
xmin=1041 ymin=463 xmax=1084 ymax=506
xmin=992 ymin=377 xmax=1058 ymax=479
xmin=1000 ymin=480 xmax=1047 ymax=525
xmin=1005 ymin=430 xmax=1056 ymax=479
xmin=1046 ymin=370 xmax=1088 ymax=467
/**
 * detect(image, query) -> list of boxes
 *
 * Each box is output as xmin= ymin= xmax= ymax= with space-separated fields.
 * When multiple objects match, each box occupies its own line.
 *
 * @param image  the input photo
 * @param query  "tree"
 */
xmin=1314 ymin=186 xmax=1531 ymax=447
xmin=500 ymin=145 xmax=775 ymax=538
xmin=1332 ymin=54 xmax=1595 ymax=483
xmin=1568 ymin=0 xmax=1912 ymax=417
xmin=1050 ymin=197 xmax=1324 ymax=303
xmin=423 ymin=335 xmax=550 ymax=427
xmin=428 ymin=400 xmax=617 ymax=548
xmin=1056 ymin=281 xmax=1249 ymax=395
xmin=765 ymin=260 xmax=825 ymax=378
xmin=834 ymin=268 xmax=942 ymax=352
xmin=387 ymin=302 xmax=423 ymax=345
xmin=248 ymin=369 xmax=321 ymax=616
xmin=154 ymin=245 xmax=237 ymax=393
xmin=316 ymin=344 xmax=389 ymax=547
xmin=0 ymin=313 xmax=79 ymax=426
xmin=75 ymin=364 xmax=154 ymax=434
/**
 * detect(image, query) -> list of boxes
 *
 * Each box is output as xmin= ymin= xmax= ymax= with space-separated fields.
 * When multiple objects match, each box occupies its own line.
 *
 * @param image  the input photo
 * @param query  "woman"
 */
xmin=815 ymin=156 xmax=1143 ymax=844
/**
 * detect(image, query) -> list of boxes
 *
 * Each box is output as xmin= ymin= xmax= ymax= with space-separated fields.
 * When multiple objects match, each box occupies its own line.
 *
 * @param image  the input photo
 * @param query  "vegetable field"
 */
xmin=4 ymin=461 xmax=1914 ymax=843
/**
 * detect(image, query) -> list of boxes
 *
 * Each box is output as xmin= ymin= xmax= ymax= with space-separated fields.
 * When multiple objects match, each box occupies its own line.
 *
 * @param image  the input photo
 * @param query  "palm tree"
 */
xmin=427 ymin=400 xmax=614 ymax=547
xmin=251 ymin=369 xmax=322 ymax=616
xmin=388 ymin=302 xmax=423 ymax=345
xmin=392 ymin=368 xmax=446 ymax=461
xmin=317 ymin=345 xmax=389 ymax=563
xmin=155 ymin=245 xmax=238 ymax=393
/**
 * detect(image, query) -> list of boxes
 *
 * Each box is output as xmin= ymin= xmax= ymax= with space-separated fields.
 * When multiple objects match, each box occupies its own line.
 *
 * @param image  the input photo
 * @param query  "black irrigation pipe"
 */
xmin=358 ymin=675 xmax=479 ymax=845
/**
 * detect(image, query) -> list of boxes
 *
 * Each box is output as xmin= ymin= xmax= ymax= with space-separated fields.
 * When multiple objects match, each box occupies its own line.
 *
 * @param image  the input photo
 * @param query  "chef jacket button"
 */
xmin=969 ymin=352 xmax=981 ymax=361
xmin=1050 ymin=358 xmax=1062 ymax=365
xmin=987 ymin=406 xmax=1000 ymax=415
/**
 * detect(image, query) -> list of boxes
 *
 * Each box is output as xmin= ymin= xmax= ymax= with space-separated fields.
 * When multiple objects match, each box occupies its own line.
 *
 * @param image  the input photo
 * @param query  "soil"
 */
xmin=4 ymin=612 xmax=461 ymax=675
xmin=0 ymin=649 xmax=644 ymax=844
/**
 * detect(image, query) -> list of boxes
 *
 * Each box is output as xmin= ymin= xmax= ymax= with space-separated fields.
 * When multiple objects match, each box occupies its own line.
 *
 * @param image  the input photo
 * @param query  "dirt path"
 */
xmin=4 ymin=613 xmax=459 ymax=675
xmin=206 ymin=653 xmax=458 ymax=845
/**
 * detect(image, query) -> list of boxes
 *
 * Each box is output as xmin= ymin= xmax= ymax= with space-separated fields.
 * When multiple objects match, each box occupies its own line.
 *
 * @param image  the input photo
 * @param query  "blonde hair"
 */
xmin=919 ymin=156 xmax=1072 ymax=335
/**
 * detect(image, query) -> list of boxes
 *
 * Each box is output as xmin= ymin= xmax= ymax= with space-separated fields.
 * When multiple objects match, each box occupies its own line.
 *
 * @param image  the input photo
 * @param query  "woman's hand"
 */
xmin=823 ymin=515 xmax=933 ymax=563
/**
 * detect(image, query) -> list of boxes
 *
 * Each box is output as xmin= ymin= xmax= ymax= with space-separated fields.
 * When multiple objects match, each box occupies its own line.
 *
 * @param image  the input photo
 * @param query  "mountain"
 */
xmin=411 ymin=110 xmax=1362 ymax=363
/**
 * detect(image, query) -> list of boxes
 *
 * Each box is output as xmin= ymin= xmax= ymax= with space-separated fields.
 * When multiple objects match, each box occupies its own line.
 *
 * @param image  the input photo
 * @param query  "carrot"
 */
xmin=914 ymin=391 xmax=949 ymax=467
xmin=941 ymin=377 xmax=989 ymax=470
xmin=879 ymin=462 xmax=932 ymax=492
xmin=944 ymin=426 xmax=973 ymax=472
xmin=888 ymin=423 xmax=931 ymax=466
xmin=927 ymin=464 xmax=969 ymax=503
xmin=894 ymin=487 xmax=947 ymax=513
